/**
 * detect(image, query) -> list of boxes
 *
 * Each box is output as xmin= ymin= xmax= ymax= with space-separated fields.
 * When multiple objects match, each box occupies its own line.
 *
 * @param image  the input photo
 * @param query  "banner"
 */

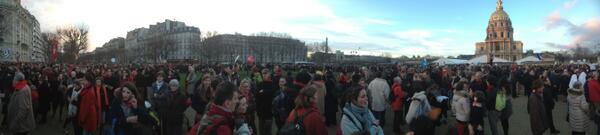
xmin=51 ymin=39 xmax=59 ymax=62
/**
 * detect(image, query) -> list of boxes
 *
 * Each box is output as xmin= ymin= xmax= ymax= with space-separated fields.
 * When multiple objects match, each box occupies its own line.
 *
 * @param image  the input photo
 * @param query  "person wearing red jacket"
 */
xmin=391 ymin=77 xmax=406 ymax=134
xmin=585 ymin=71 xmax=600 ymax=135
xmin=286 ymin=83 xmax=328 ymax=135
xmin=586 ymin=71 xmax=600 ymax=103
xmin=78 ymin=75 xmax=99 ymax=135
xmin=191 ymin=81 xmax=239 ymax=135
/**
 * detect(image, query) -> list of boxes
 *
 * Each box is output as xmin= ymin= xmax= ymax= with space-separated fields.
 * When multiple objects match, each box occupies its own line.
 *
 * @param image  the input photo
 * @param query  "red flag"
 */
xmin=51 ymin=39 xmax=59 ymax=62
xmin=247 ymin=55 xmax=255 ymax=65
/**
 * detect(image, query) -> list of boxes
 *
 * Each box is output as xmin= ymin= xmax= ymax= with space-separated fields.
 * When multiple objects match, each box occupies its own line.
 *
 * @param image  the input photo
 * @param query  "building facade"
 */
xmin=475 ymin=0 xmax=523 ymax=61
xmin=94 ymin=37 xmax=125 ymax=63
xmin=202 ymin=34 xmax=307 ymax=64
xmin=122 ymin=20 xmax=201 ymax=63
xmin=0 ymin=0 xmax=45 ymax=62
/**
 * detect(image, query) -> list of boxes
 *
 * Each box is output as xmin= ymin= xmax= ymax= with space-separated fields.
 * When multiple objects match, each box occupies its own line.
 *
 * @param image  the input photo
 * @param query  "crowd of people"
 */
xmin=0 ymin=62 xmax=599 ymax=135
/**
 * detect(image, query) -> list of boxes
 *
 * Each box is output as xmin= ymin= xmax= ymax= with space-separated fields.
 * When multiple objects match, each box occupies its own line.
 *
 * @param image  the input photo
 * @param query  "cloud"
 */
xmin=544 ymin=10 xmax=600 ymax=50
xmin=545 ymin=10 xmax=574 ymax=30
xmin=23 ymin=0 xmax=360 ymax=50
xmin=544 ymin=42 xmax=569 ymax=49
xmin=363 ymin=18 xmax=395 ymax=26
xmin=563 ymin=0 xmax=578 ymax=10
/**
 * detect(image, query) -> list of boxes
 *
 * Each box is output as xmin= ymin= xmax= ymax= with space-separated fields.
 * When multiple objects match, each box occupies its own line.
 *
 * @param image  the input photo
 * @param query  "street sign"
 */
xmin=1 ymin=48 xmax=10 ymax=58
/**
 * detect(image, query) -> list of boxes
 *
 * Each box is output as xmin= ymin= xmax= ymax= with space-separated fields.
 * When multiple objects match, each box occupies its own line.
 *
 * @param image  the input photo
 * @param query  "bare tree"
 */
xmin=56 ymin=25 xmax=89 ymax=63
xmin=201 ymin=31 xmax=218 ymax=41
xmin=145 ymin=36 xmax=175 ymax=63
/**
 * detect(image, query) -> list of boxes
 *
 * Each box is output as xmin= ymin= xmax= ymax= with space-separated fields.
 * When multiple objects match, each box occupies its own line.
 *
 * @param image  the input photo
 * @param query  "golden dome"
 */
xmin=490 ymin=10 xmax=510 ymax=21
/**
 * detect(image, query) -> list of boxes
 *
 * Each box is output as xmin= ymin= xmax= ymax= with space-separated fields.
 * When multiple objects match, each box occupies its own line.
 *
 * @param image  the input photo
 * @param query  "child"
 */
xmin=469 ymin=91 xmax=485 ymax=135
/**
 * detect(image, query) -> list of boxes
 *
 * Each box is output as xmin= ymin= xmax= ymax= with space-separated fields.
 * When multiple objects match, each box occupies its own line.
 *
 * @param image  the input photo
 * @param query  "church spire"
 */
xmin=497 ymin=0 xmax=503 ymax=10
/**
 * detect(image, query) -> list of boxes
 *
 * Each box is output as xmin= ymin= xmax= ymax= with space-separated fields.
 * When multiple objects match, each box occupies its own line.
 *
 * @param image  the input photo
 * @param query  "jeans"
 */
xmin=372 ymin=111 xmax=386 ymax=127
xmin=572 ymin=131 xmax=585 ymax=135
xmin=488 ymin=110 xmax=499 ymax=135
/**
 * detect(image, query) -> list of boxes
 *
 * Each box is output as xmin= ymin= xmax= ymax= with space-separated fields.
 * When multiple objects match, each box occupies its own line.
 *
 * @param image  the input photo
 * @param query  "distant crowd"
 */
xmin=0 ymin=62 xmax=599 ymax=135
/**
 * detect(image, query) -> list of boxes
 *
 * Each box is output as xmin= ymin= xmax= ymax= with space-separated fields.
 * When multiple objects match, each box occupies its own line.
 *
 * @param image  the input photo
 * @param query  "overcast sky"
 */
xmin=21 ymin=0 xmax=600 ymax=57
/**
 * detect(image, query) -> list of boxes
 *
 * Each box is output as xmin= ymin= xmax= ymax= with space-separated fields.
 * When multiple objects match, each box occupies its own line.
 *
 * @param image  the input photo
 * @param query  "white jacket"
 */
xmin=569 ymin=72 xmax=587 ymax=89
xmin=452 ymin=90 xmax=470 ymax=122
xmin=368 ymin=78 xmax=390 ymax=112
xmin=567 ymin=91 xmax=591 ymax=132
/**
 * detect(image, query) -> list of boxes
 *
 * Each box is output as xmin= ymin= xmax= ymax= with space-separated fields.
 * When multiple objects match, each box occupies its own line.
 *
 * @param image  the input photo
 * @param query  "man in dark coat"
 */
xmin=256 ymin=69 xmax=276 ymax=135
xmin=543 ymin=76 xmax=560 ymax=134
xmin=528 ymin=80 xmax=549 ymax=135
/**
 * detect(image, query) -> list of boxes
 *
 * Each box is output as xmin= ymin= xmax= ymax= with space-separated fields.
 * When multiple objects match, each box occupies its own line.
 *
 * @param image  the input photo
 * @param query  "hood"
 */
xmin=412 ymin=91 xmax=427 ymax=101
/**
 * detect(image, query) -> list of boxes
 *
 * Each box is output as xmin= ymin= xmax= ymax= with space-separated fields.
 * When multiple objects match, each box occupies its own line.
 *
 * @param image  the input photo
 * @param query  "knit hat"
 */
xmin=570 ymin=81 xmax=583 ymax=92
xmin=13 ymin=72 xmax=25 ymax=82
xmin=169 ymin=79 xmax=179 ymax=87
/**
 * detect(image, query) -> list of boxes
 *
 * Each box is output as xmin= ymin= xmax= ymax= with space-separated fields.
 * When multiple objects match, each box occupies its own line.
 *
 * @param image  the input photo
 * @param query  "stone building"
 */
xmin=0 ymin=0 xmax=45 ymax=62
xmin=475 ymin=0 xmax=523 ymax=61
xmin=202 ymin=34 xmax=307 ymax=64
xmin=123 ymin=20 xmax=201 ymax=63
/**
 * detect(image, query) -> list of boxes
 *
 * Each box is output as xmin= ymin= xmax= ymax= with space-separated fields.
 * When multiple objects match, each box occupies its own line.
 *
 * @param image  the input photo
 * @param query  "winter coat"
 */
xmin=543 ymin=84 xmax=557 ymax=110
xmin=273 ymin=89 xmax=292 ymax=124
xmin=452 ymin=90 xmax=470 ymax=122
xmin=587 ymin=79 xmax=600 ymax=103
xmin=186 ymin=72 xmax=199 ymax=95
xmin=406 ymin=91 xmax=431 ymax=124
xmin=313 ymin=81 xmax=327 ymax=114
xmin=156 ymin=91 xmax=189 ymax=126
xmin=528 ymin=93 xmax=549 ymax=135
xmin=195 ymin=104 xmax=235 ymax=135
xmin=567 ymin=89 xmax=591 ymax=132
xmin=391 ymin=83 xmax=406 ymax=111
xmin=367 ymin=78 xmax=390 ymax=112
xmin=324 ymin=79 xmax=339 ymax=115
xmin=109 ymin=101 xmax=154 ymax=135
xmin=37 ymin=81 xmax=51 ymax=113
xmin=286 ymin=104 xmax=328 ymax=135
xmin=340 ymin=103 xmax=384 ymax=135
xmin=569 ymin=72 xmax=587 ymax=89
xmin=256 ymin=79 xmax=276 ymax=118
xmin=150 ymin=81 xmax=168 ymax=100
xmin=78 ymin=84 xmax=99 ymax=132
xmin=7 ymin=81 xmax=36 ymax=133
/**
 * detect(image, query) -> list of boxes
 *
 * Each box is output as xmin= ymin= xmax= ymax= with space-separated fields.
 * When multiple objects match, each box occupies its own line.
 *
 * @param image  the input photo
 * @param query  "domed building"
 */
xmin=475 ymin=0 xmax=523 ymax=61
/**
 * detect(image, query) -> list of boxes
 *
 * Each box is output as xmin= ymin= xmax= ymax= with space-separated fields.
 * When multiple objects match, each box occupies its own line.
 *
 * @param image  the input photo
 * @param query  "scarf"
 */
xmin=14 ymin=80 xmax=28 ymax=90
xmin=345 ymin=103 xmax=374 ymax=129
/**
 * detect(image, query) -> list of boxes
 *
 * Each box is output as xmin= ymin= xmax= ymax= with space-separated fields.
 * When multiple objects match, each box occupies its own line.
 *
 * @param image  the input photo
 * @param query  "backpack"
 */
xmin=278 ymin=109 xmax=315 ymax=135
xmin=196 ymin=115 xmax=228 ymax=135
xmin=273 ymin=92 xmax=292 ymax=122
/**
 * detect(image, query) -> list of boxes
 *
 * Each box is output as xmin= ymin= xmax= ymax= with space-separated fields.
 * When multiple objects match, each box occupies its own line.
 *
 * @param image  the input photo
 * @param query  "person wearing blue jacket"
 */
xmin=339 ymin=86 xmax=384 ymax=135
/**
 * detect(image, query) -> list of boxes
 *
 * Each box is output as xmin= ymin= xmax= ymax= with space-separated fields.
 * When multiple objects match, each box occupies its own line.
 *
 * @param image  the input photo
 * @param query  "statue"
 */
xmin=497 ymin=0 xmax=503 ymax=10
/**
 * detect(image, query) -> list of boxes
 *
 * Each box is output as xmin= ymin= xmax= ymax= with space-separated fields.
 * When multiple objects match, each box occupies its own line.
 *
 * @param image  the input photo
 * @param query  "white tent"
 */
xmin=516 ymin=56 xmax=541 ymax=65
xmin=433 ymin=58 xmax=467 ymax=65
xmin=467 ymin=55 xmax=511 ymax=64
